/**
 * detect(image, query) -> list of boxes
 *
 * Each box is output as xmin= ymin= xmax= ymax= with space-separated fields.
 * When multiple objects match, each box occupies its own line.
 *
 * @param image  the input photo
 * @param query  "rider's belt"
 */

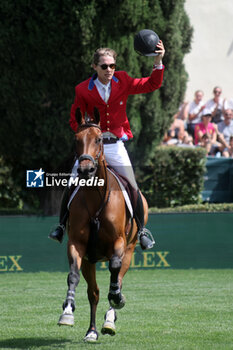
xmin=103 ymin=137 xmax=119 ymax=144
xmin=103 ymin=132 xmax=119 ymax=144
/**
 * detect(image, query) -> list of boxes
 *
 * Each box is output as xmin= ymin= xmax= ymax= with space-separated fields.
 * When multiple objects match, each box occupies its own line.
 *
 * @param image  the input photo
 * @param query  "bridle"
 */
xmin=75 ymin=122 xmax=110 ymax=234
xmin=76 ymin=123 xmax=103 ymax=175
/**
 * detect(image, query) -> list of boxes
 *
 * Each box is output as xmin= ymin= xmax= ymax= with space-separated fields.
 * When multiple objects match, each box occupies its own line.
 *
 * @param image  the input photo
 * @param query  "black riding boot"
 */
xmin=135 ymin=191 xmax=155 ymax=250
xmin=48 ymin=188 xmax=70 ymax=243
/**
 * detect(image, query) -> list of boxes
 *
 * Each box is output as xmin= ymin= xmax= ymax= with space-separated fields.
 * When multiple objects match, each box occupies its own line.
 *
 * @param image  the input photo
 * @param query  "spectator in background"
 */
xmin=199 ymin=133 xmax=213 ymax=155
xmin=163 ymin=114 xmax=193 ymax=146
xmin=217 ymin=109 xmax=233 ymax=157
xmin=194 ymin=108 xmax=219 ymax=155
xmin=205 ymin=86 xmax=225 ymax=124
xmin=174 ymin=101 xmax=189 ymax=122
xmin=225 ymin=136 xmax=233 ymax=158
xmin=187 ymin=90 xmax=205 ymax=138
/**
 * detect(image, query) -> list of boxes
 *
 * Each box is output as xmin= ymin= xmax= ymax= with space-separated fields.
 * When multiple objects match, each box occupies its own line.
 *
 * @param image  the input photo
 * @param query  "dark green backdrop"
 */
xmin=202 ymin=157 xmax=233 ymax=203
xmin=1 ymin=213 xmax=233 ymax=272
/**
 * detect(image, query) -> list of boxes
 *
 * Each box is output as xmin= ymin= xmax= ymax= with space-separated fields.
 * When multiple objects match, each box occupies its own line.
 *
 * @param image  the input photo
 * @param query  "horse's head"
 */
xmin=75 ymin=107 xmax=104 ymax=179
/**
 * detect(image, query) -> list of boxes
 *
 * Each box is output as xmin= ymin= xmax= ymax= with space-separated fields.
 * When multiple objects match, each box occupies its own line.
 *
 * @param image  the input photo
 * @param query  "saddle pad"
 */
xmin=107 ymin=168 xmax=133 ymax=218
xmin=67 ymin=172 xmax=133 ymax=218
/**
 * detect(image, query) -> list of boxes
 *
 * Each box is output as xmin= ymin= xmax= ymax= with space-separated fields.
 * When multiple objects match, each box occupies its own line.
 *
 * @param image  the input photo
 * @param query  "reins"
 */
xmin=82 ymin=159 xmax=111 ymax=228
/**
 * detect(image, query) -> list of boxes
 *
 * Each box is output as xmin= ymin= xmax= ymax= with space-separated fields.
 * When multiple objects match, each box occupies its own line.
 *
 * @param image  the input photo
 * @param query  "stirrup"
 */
xmin=137 ymin=228 xmax=155 ymax=249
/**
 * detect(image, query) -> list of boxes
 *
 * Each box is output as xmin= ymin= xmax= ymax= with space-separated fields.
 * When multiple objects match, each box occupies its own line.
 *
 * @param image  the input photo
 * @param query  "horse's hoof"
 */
xmin=101 ymin=321 xmax=116 ymax=336
xmin=58 ymin=313 xmax=74 ymax=326
xmin=84 ymin=330 xmax=98 ymax=343
xmin=109 ymin=293 xmax=126 ymax=309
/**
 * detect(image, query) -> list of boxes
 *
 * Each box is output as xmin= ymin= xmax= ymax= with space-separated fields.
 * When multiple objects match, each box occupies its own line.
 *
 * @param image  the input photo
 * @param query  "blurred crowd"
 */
xmin=162 ymin=86 xmax=233 ymax=157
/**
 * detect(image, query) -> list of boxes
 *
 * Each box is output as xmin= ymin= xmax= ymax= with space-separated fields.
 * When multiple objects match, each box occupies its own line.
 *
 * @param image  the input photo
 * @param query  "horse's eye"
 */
xmin=96 ymin=137 xmax=102 ymax=144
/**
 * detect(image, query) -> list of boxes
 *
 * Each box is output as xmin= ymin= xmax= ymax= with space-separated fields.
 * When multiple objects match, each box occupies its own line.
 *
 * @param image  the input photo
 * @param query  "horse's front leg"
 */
xmin=58 ymin=243 xmax=82 ymax=327
xmin=102 ymin=236 xmax=137 ymax=336
xmin=101 ymin=253 xmax=122 ymax=337
xmin=101 ymin=306 xmax=117 ymax=336
xmin=108 ymin=237 xmax=126 ymax=309
xmin=81 ymin=259 xmax=99 ymax=342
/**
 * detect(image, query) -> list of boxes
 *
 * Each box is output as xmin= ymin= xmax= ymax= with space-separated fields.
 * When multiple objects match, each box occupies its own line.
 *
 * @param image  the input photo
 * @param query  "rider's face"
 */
xmin=93 ymin=55 xmax=116 ymax=85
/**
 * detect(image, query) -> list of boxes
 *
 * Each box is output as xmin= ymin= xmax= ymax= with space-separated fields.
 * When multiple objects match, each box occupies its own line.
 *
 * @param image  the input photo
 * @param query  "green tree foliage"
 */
xmin=0 ymin=157 xmax=22 ymax=208
xmin=0 ymin=0 xmax=192 ymax=211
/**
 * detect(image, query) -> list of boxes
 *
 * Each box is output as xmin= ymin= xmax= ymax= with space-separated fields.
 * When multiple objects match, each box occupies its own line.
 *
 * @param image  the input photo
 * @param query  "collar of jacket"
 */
xmin=88 ymin=73 xmax=119 ymax=91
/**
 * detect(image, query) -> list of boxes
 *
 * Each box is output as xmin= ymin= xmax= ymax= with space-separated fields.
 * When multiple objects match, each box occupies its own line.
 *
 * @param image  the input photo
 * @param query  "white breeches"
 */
xmin=71 ymin=140 xmax=138 ymax=190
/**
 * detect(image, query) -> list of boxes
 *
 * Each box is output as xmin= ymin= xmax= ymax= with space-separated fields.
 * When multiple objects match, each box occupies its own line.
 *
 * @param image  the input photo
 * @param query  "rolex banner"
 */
xmin=1 ymin=213 xmax=233 ymax=272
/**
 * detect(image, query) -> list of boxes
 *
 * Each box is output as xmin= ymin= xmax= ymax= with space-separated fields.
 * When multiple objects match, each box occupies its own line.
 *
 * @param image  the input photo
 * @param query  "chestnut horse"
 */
xmin=58 ymin=108 xmax=148 ymax=342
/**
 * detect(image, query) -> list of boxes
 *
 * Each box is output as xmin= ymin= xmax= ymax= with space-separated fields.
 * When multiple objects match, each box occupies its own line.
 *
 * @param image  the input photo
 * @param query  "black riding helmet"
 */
xmin=134 ymin=29 xmax=160 ymax=56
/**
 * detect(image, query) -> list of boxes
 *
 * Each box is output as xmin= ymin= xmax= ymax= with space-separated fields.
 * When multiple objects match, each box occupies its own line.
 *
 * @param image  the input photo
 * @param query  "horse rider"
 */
xmin=49 ymin=32 xmax=165 ymax=250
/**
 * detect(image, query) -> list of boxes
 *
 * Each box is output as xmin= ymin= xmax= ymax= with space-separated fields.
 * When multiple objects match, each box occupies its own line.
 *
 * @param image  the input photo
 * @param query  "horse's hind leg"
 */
xmin=81 ymin=259 xmax=99 ymax=342
xmin=58 ymin=243 xmax=82 ymax=326
xmin=119 ymin=238 xmax=137 ymax=289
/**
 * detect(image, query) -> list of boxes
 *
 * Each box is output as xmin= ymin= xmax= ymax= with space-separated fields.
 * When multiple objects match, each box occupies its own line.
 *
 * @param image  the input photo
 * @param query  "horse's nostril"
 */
xmin=78 ymin=166 xmax=88 ymax=175
xmin=78 ymin=163 xmax=95 ymax=178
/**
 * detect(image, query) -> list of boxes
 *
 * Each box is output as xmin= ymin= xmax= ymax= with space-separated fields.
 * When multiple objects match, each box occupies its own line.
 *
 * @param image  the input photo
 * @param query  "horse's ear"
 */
xmin=93 ymin=107 xmax=100 ymax=125
xmin=75 ymin=108 xmax=84 ymax=125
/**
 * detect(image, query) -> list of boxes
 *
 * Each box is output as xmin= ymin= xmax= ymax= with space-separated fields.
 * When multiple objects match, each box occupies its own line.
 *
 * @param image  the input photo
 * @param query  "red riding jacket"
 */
xmin=70 ymin=67 xmax=164 ymax=139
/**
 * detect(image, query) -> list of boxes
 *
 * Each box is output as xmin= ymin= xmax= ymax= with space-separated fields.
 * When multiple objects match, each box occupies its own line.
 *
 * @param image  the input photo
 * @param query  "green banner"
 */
xmin=1 ymin=213 xmax=233 ymax=272
xmin=203 ymin=157 xmax=233 ymax=203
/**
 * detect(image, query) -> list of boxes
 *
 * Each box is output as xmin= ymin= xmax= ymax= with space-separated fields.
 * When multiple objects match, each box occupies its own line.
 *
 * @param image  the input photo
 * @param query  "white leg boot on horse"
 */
xmin=101 ymin=307 xmax=117 ymax=336
xmin=58 ymin=290 xmax=75 ymax=326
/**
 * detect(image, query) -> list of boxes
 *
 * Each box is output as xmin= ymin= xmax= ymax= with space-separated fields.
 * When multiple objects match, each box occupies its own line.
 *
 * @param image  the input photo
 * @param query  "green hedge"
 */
xmin=137 ymin=146 xmax=207 ymax=208
xmin=149 ymin=203 xmax=233 ymax=213
xmin=1 ymin=203 xmax=233 ymax=216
